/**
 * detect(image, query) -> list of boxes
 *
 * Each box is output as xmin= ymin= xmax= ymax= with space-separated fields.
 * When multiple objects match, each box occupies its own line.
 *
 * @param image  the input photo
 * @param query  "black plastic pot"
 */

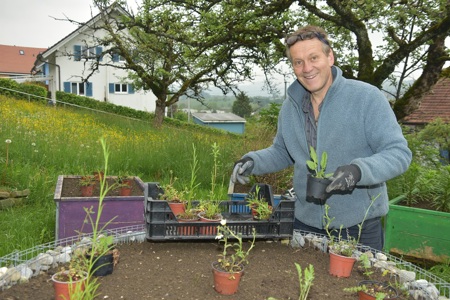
xmin=306 ymin=174 xmax=331 ymax=205
xmin=248 ymin=183 xmax=274 ymax=207
xmin=90 ymin=253 xmax=114 ymax=276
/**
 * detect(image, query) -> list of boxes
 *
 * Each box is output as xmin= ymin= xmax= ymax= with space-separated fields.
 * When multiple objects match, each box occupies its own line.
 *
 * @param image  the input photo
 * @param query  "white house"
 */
xmin=33 ymin=6 xmax=156 ymax=112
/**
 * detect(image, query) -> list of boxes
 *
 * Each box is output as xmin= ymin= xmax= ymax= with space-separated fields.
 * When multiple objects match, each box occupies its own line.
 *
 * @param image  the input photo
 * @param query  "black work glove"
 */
xmin=231 ymin=157 xmax=254 ymax=185
xmin=326 ymin=164 xmax=361 ymax=193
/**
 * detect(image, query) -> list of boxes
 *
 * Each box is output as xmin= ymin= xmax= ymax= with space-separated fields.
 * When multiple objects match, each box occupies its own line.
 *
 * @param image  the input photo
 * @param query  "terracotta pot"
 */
xmin=177 ymin=217 xmax=199 ymax=236
xmin=250 ymin=206 xmax=258 ymax=218
xmin=168 ymin=202 xmax=186 ymax=218
xmin=212 ymin=262 xmax=244 ymax=295
xmin=119 ymin=186 xmax=132 ymax=196
xmin=306 ymin=174 xmax=331 ymax=204
xmin=198 ymin=212 xmax=222 ymax=235
xmin=51 ymin=271 xmax=87 ymax=300
xmin=329 ymin=251 xmax=356 ymax=278
xmin=80 ymin=185 xmax=94 ymax=197
xmin=357 ymin=280 xmax=399 ymax=300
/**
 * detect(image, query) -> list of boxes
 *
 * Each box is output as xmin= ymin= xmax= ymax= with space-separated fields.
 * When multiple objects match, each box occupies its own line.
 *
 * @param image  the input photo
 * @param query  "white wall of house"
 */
xmin=43 ymin=24 xmax=156 ymax=112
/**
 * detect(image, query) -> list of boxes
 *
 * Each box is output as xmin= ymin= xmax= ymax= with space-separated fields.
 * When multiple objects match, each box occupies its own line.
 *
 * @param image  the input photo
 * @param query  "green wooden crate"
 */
xmin=384 ymin=195 xmax=450 ymax=263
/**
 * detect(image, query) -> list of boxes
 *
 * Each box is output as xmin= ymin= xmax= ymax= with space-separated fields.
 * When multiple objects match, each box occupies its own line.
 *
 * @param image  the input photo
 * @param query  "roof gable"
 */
xmin=41 ymin=4 xmax=128 ymax=60
xmin=402 ymin=77 xmax=450 ymax=125
xmin=0 ymin=45 xmax=47 ymax=75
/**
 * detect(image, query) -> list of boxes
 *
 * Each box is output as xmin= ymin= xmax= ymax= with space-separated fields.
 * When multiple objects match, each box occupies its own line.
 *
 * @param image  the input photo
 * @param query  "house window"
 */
xmin=112 ymin=51 xmax=126 ymax=63
xmin=74 ymin=45 xmax=103 ymax=61
xmin=71 ymin=82 xmax=85 ymax=95
xmin=115 ymin=83 xmax=128 ymax=93
xmin=109 ymin=83 xmax=134 ymax=94
xmin=19 ymin=50 xmax=24 ymax=55
xmin=63 ymin=81 xmax=93 ymax=97
xmin=81 ymin=46 xmax=96 ymax=59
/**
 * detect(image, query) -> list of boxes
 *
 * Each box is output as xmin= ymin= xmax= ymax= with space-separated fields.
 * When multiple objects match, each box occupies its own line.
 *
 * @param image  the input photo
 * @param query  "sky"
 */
xmin=0 ymin=0 xmax=287 ymax=97
xmin=0 ymin=0 xmax=102 ymax=48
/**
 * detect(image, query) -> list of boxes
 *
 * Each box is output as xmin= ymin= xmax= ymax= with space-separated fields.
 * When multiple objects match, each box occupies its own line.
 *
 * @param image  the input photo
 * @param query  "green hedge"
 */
xmin=0 ymin=78 xmax=47 ymax=101
xmin=55 ymin=91 xmax=153 ymax=121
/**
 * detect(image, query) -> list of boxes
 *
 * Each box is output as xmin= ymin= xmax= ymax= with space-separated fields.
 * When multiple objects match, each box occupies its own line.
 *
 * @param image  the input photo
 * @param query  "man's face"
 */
xmin=289 ymin=38 xmax=334 ymax=96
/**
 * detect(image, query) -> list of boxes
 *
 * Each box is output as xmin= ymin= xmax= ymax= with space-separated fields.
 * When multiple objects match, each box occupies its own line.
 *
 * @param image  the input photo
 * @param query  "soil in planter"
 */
xmin=399 ymin=199 xmax=437 ymax=211
xmin=61 ymin=177 xmax=143 ymax=198
xmin=1 ymin=241 xmax=415 ymax=300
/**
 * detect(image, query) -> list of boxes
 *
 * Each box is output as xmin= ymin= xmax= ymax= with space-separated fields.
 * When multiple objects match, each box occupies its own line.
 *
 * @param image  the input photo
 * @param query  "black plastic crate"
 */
xmin=144 ymin=182 xmax=295 ymax=241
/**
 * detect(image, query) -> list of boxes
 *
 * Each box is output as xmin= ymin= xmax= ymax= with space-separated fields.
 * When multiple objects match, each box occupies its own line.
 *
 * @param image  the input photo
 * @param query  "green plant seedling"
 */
xmin=306 ymin=146 xmax=332 ymax=178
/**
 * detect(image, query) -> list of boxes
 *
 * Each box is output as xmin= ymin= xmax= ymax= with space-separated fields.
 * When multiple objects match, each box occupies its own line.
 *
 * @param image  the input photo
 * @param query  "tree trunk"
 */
xmin=153 ymin=100 xmax=166 ymax=128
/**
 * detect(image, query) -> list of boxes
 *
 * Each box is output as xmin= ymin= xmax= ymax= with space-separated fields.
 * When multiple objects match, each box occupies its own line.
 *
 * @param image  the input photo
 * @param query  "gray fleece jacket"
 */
xmin=244 ymin=66 xmax=412 ymax=229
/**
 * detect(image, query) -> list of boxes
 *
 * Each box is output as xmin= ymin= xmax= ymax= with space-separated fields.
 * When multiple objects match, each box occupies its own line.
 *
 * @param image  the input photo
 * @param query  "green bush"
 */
xmin=258 ymin=102 xmax=281 ymax=130
xmin=0 ymin=78 xmax=47 ymax=102
xmin=55 ymin=91 xmax=153 ymax=121
xmin=387 ymin=121 xmax=450 ymax=212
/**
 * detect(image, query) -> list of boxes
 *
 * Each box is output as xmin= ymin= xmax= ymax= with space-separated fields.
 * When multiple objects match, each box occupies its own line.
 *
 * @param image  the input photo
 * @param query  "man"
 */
xmin=231 ymin=25 xmax=412 ymax=251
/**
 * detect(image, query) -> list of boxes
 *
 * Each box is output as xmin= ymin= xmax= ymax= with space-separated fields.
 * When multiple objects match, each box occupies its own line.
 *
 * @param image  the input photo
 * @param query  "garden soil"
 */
xmin=0 ymin=179 xmax=414 ymax=300
xmin=1 ymin=240 xmax=415 ymax=300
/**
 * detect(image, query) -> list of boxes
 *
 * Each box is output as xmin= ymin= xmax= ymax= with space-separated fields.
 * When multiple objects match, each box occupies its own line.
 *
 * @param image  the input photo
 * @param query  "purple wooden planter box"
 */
xmin=54 ymin=175 xmax=146 ymax=240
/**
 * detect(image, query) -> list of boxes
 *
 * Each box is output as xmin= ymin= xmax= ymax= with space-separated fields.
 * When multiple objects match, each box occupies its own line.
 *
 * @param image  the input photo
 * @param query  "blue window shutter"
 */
xmin=74 ymin=45 xmax=81 ymax=61
xmin=109 ymin=83 xmax=115 ymax=93
xmin=96 ymin=46 xmax=103 ymax=62
xmin=63 ymin=82 xmax=71 ymax=93
xmin=128 ymin=84 xmax=134 ymax=94
xmin=112 ymin=53 xmax=119 ymax=62
xmin=86 ymin=82 xmax=93 ymax=97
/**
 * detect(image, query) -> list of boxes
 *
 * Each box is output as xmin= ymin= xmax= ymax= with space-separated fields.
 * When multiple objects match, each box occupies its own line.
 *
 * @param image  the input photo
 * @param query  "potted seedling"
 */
xmin=345 ymin=280 xmax=399 ymax=300
xmin=324 ymin=194 xmax=380 ymax=278
xmin=79 ymin=175 xmax=96 ymax=197
xmin=116 ymin=175 xmax=133 ymax=196
xmin=245 ymin=183 xmax=274 ymax=220
xmin=159 ymin=173 xmax=187 ymax=218
xmin=306 ymin=146 xmax=333 ymax=204
xmin=87 ymin=234 xmax=118 ymax=277
xmin=212 ymin=219 xmax=256 ymax=295
xmin=344 ymin=253 xmax=399 ymax=299
xmin=197 ymin=200 xmax=222 ymax=235
xmin=51 ymin=265 xmax=88 ymax=300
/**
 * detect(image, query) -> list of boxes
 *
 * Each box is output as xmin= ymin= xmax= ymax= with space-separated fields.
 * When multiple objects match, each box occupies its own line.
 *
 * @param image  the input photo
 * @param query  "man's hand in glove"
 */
xmin=326 ymin=164 xmax=361 ymax=193
xmin=231 ymin=157 xmax=254 ymax=185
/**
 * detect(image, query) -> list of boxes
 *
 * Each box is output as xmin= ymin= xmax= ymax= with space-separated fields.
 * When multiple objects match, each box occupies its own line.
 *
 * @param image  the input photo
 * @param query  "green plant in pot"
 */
xmin=51 ymin=263 xmax=88 ymax=300
xmin=197 ymin=200 xmax=222 ymax=235
xmin=306 ymin=146 xmax=333 ymax=204
xmin=345 ymin=280 xmax=399 ymax=300
xmin=79 ymin=205 xmax=118 ymax=277
xmin=89 ymin=233 xmax=117 ymax=277
xmin=198 ymin=142 xmax=223 ymax=222
xmin=116 ymin=175 xmax=133 ymax=196
xmin=79 ymin=175 xmax=96 ymax=197
xmin=246 ymin=184 xmax=274 ymax=220
xmin=52 ymin=138 xmax=119 ymax=299
xmin=212 ymin=219 xmax=256 ymax=295
xmin=51 ymin=251 xmax=89 ymax=300
xmin=198 ymin=199 xmax=223 ymax=221
xmin=159 ymin=173 xmax=187 ymax=218
xmin=344 ymin=253 xmax=399 ymax=300
xmin=324 ymin=194 xmax=380 ymax=278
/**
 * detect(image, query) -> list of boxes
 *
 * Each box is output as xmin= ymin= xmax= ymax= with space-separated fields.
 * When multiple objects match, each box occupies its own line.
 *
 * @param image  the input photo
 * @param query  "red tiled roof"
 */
xmin=402 ymin=77 xmax=450 ymax=125
xmin=0 ymin=44 xmax=47 ymax=75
